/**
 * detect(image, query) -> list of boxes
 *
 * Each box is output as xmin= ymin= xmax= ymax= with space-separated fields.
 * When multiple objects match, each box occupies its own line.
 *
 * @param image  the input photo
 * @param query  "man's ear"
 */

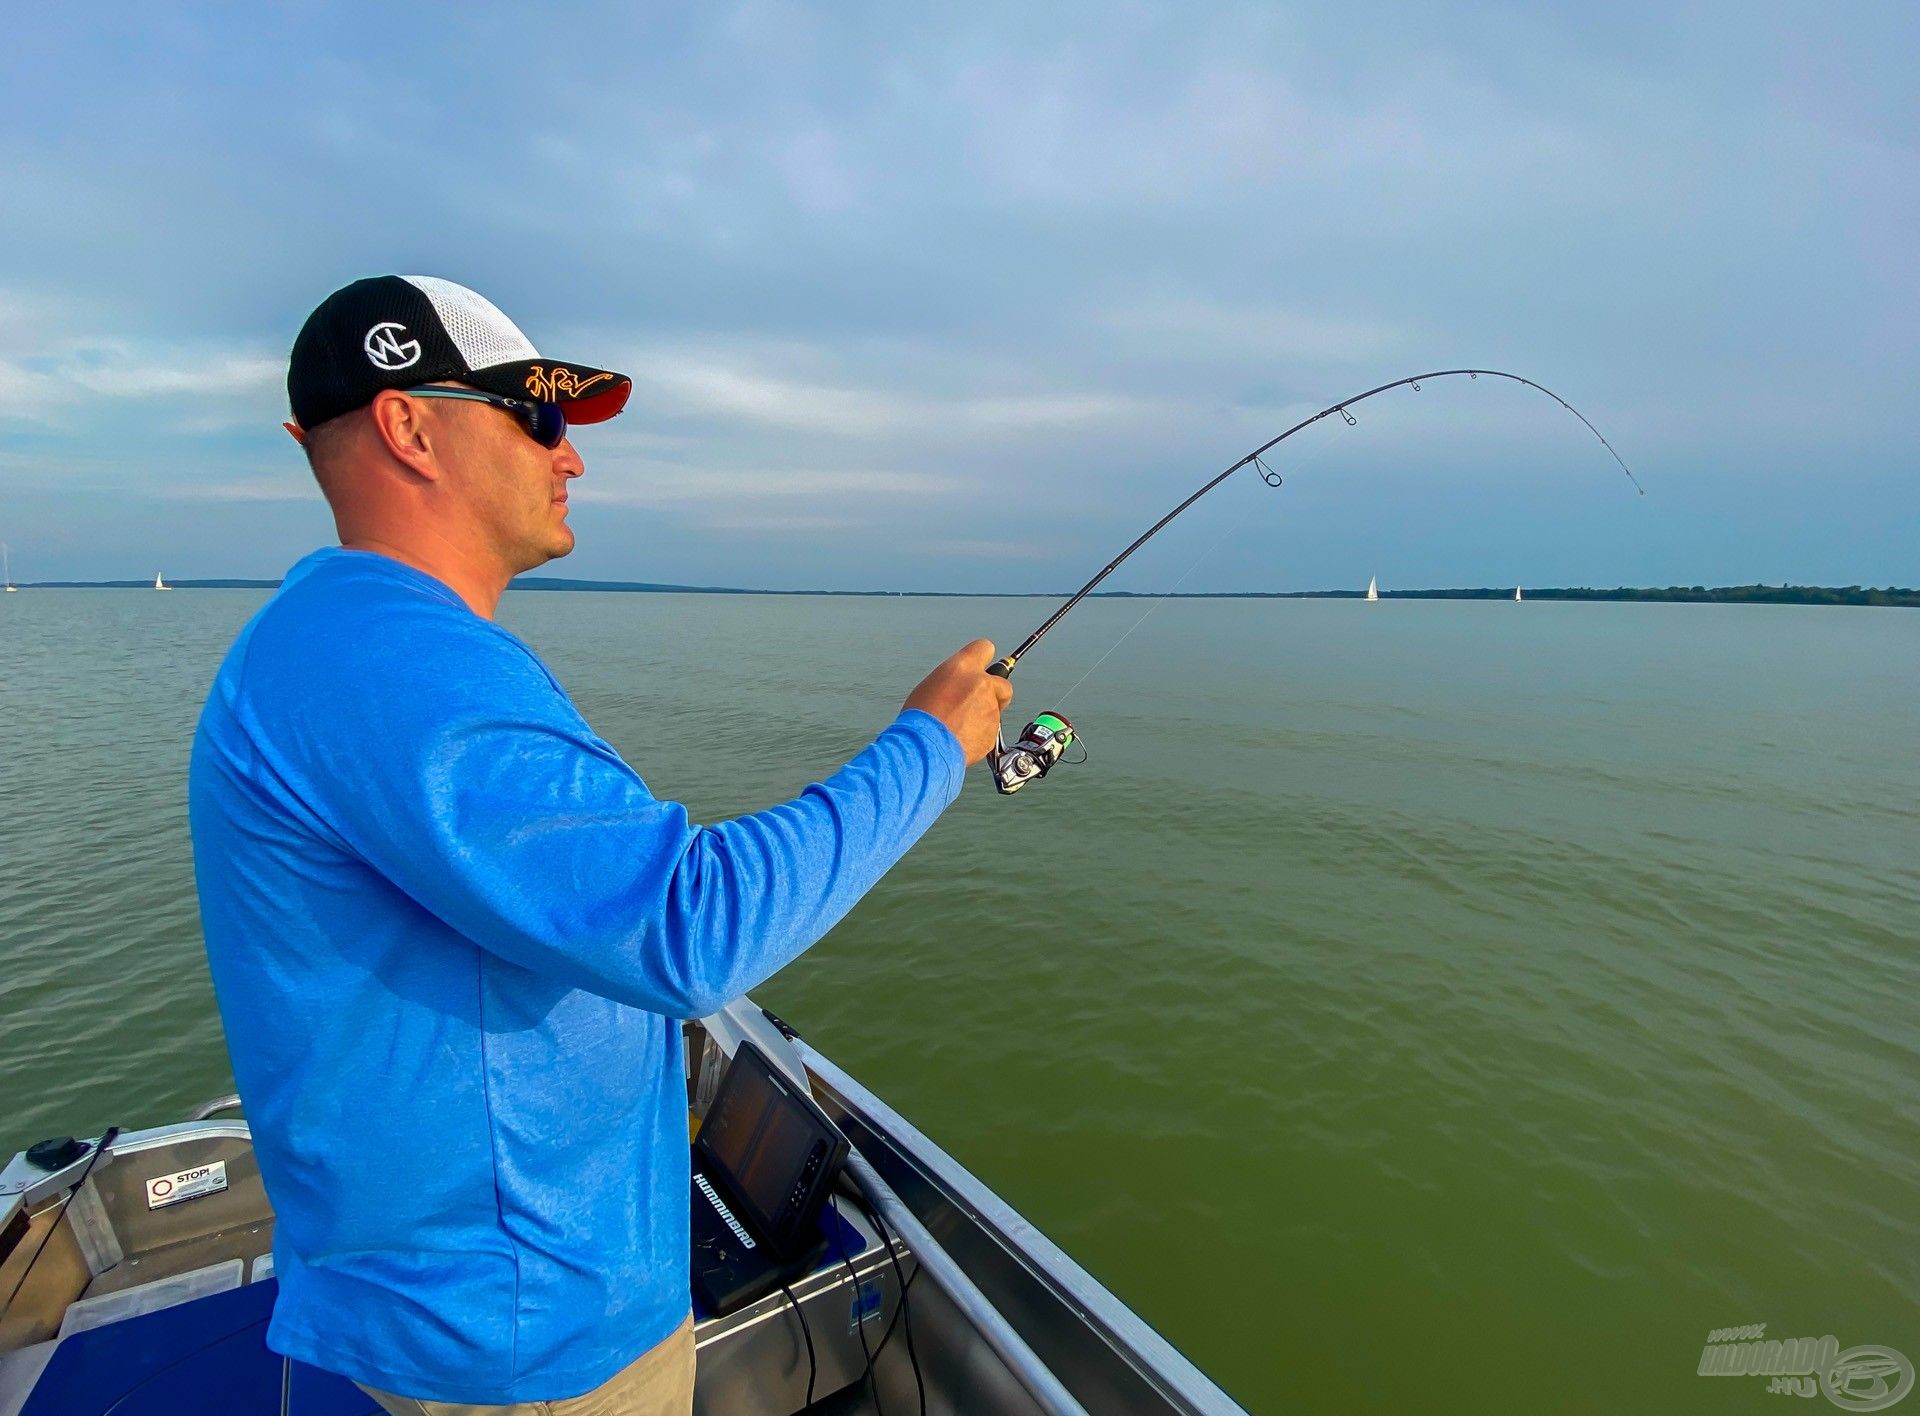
xmin=368 ymin=390 xmax=442 ymax=481
xmin=282 ymin=421 xmax=307 ymax=446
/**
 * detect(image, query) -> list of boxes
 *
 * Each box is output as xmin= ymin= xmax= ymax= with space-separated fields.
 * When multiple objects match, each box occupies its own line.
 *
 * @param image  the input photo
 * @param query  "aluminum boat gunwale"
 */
xmin=0 ymin=999 xmax=1249 ymax=1415
xmin=796 ymin=1041 xmax=1242 ymax=1413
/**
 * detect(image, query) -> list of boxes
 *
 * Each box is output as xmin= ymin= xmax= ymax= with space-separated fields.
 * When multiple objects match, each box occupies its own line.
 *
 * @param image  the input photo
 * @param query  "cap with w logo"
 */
xmin=287 ymin=275 xmax=631 ymax=431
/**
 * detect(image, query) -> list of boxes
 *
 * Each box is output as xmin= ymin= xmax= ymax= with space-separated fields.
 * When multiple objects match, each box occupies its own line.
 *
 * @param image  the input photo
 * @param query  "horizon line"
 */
xmin=6 ymin=577 xmax=1917 ymax=605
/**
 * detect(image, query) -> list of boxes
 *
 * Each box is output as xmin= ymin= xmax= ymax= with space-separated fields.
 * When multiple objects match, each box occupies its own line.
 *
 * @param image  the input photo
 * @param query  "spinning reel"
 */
xmin=986 ymin=711 xmax=1078 ymax=795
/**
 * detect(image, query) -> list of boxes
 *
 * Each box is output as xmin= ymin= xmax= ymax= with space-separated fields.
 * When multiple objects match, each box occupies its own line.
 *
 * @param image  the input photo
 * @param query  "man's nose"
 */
xmin=552 ymin=439 xmax=584 ymax=478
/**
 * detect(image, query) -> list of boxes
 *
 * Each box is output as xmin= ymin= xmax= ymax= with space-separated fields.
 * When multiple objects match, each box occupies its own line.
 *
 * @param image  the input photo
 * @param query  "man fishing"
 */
xmin=187 ymin=275 xmax=1011 ymax=1414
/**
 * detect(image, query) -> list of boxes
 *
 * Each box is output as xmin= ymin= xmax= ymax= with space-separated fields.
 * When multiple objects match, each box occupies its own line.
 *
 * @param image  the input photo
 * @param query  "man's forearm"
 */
xmin=645 ymin=708 xmax=965 ymax=1016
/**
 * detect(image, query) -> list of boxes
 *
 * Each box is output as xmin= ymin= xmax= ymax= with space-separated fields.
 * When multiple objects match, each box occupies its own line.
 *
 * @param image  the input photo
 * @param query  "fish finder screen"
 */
xmin=701 ymin=1053 xmax=819 ymax=1234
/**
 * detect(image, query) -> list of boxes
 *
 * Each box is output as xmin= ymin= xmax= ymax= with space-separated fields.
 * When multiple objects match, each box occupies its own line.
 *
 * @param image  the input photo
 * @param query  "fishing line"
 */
xmin=983 ymin=368 xmax=1639 ymax=796
xmin=1053 ymin=501 xmax=1253 ymax=709
xmin=1052 ymin=418 xmax=1354 ymax=709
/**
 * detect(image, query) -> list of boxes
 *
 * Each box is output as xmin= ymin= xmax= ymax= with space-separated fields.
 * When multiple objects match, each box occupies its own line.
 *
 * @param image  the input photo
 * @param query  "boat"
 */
xmin=153 ymin=573 xmax=171 ymax=592
xmin=2 ymin=543 xmax=15 ymax=592
xmin=1365 ymin=575 xmax=1379 ymax=602
xmin=1514 ymin=586 xmax=1523 ymax=602
xmin=0 ymin=999 xmax=1248 ymax=1415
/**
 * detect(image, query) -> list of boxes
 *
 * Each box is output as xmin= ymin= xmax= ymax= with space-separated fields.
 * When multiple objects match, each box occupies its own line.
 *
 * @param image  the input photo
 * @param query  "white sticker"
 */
xmin=145 ymin=1160 xmax=228 ymax=1210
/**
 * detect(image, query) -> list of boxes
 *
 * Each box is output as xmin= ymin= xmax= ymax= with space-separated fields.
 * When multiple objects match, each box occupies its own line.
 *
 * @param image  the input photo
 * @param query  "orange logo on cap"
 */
xmin=525 ymin=366 xmax=615 ymax=401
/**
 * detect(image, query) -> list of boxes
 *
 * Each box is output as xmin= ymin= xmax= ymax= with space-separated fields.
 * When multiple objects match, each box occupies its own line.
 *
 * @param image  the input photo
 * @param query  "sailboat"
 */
xmin=2 ymin=542 xmax=16 ymax=592
xmin=1365 ymin=575 xmax=1379 ymax=603
xmin=154 ymin=572 xmax=172 ymax=592
xmin=1514 ymin=586 xmax=1523 ymax=602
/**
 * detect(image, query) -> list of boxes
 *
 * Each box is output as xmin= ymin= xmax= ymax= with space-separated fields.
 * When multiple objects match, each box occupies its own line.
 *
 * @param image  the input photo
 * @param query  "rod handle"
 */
xmin=986 ymin=658 xmax=1014 ymax=679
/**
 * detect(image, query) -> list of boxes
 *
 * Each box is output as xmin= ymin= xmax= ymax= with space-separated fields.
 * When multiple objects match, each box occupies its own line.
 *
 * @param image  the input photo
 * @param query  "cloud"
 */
xmin=619 ymin=344 xmax=1165 ymax=439
xmin=53 ymin=345 xmax=281 ymax=400
xmin=0 ymin=293 xmax=282 ymax=427
xmin=578 ymin=466 xmax=960 ymax=507
xmin=624 ymin=351 xmax=904 ymax=436
xmin=1101 ymin=298 xmax=1409 ymax=364
xmin=697 ymin=510 xmax=860 ymax=535
xmin=914 ymin=537 xmax=1055 ymax=560
xmin=948 ymin=52 xmax=1320 ymax=204
xmin=774 ymin=127 xmax=860 ymax=213
xmin=959 ymin=392 xmax=1142 ymax=429
xmin=152 ymin=475 xmax=320 ymax=503
xmin=0 ymin=4 xmax=1914 ymax=588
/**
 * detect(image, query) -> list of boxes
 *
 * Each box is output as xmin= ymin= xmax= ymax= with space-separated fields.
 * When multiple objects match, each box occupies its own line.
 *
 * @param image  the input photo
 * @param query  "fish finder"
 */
xmin=690 ymin=1041 xmax=850 ymax=1314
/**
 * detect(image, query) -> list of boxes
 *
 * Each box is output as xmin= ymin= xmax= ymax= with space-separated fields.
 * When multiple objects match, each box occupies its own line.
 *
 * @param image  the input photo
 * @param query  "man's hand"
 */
xmin=903 ymin=639 xmax=1015 ymax=765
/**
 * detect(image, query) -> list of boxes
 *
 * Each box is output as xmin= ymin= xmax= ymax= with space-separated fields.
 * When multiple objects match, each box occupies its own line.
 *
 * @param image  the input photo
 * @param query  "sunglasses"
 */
xmin=403 ymin=386 xmax=568 ymax=449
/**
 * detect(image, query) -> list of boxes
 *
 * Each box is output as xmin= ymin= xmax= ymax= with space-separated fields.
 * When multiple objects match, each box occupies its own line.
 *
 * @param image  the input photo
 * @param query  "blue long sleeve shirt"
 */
xmin=187 ymin=548 xmax=965 ymax=1403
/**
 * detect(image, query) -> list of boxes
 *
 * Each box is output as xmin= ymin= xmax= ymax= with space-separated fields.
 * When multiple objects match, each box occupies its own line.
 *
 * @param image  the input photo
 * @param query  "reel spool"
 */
xmin=988 ymin=712 xmax=1076 ymax=795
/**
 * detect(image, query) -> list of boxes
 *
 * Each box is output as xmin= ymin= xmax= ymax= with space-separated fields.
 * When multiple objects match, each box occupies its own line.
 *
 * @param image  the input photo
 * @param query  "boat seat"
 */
xmin=15 ymin=1277 xmax=377 ymax=1416
xmin=14 ymin=1203 xmax=886 ymax=1415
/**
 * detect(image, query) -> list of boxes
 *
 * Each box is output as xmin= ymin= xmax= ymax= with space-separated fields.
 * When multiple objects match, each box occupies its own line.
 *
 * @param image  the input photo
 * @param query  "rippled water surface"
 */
xmin=2 ymin=588 xmax=1915 ymax=1413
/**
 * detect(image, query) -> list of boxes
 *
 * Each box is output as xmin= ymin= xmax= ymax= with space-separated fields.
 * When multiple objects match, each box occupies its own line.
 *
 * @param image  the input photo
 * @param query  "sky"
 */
xmin=0 ymin=2 xmax=1914 ymax=593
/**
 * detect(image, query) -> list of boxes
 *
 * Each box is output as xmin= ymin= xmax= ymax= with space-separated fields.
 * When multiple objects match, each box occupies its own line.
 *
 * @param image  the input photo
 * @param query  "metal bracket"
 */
xmin=1252 ymin=455 xmax=1281 ymax=487
xmin=1339 ymin=407 xmax=1357 ymax=426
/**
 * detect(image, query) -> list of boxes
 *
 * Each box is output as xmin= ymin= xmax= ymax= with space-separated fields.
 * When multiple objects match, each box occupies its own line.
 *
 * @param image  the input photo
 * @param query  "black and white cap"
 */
xmin=288 ymin=275 xmax=631 ymax=431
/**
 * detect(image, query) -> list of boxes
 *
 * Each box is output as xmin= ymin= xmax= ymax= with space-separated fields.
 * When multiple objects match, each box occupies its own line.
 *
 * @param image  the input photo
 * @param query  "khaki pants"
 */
xmin=357 ymin=1314 xmax=695 ymax=1416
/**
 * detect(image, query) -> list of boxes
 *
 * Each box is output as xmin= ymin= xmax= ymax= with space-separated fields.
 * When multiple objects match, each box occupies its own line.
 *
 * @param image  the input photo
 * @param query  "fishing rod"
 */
xmin=984 ymin=368 xmax=1640 ymax=794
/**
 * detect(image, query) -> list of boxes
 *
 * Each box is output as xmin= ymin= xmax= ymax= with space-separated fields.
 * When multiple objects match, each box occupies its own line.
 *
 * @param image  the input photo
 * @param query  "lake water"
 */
xmin=1 ymin=587 xmax=1915 ymax=1413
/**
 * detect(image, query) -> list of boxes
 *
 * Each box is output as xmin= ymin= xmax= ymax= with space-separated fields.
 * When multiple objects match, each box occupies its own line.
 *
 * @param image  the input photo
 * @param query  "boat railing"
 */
xmin=185 ymin=1096 xmax=243 ymax=1122
xmin=841 ymin=1142 xmax=1090 ymax=1415
xmin=775 ymin=1020 xmax=1249 ymax=1414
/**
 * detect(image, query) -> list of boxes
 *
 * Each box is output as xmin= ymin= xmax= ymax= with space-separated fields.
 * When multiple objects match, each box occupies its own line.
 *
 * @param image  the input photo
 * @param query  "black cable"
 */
xmin=847 ymin=1190 xmax=927 ymax=1416
xmin=864 ymin=1250 xmax=921 ymax=1369
xmin=0 ymin=1128 xmax=119 ymax=1319
xmin=830 ymin=1184 xmax=935 ymax=1407
xmin=777 ymin=1278 xmax=817 ymax=1410
xmin=829 ymin=1195 xmax=882 ymax=1415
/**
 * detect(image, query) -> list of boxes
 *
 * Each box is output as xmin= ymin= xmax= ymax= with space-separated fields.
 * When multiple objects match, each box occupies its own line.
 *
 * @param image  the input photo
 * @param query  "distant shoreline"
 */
xmin=11 ymin=579 xmax=1917 ymax=607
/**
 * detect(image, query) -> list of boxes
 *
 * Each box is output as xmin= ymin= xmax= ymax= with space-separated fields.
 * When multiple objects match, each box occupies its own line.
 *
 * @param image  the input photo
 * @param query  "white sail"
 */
xmin=1514 ymin=586 xmax=1523 ymax=602
xmin=1365 ymin=575 xmax=1379 ymax=602
xmin=155 ymin=571 xmax=171 ymax=591
xmin=2 ymin=541 xmax=14 ymax=591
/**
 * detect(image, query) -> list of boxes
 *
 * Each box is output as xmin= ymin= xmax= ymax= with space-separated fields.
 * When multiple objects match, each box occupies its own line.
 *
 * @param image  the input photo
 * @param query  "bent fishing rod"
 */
xmin=984 ymin=368 xmax=1641 ymax=794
